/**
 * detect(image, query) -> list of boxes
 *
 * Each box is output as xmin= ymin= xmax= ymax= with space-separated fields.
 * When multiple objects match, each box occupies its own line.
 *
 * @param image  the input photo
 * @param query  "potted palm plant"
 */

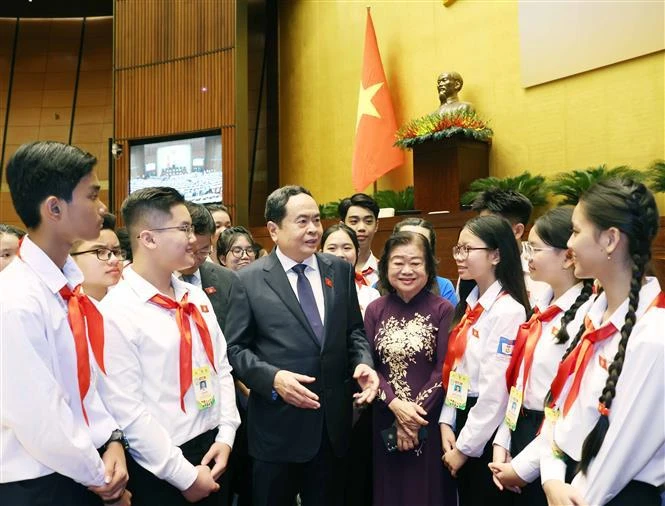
xmin=460 ymin=171 xmax=548 ymax=209
xmin=548 ymin=164 xmax=645 ymax=205
xmin=646 ymin=160 xmax=665 ymax=193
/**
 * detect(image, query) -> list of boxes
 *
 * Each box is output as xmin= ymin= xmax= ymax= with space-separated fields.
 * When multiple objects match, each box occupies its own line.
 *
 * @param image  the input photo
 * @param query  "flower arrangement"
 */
xmin=394 ymin=109 xmax=493 ymax=149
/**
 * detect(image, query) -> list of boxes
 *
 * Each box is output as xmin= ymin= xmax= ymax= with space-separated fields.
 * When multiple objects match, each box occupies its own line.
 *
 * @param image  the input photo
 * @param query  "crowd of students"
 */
xmin=0 ymin=140 xmax=663 ymax=506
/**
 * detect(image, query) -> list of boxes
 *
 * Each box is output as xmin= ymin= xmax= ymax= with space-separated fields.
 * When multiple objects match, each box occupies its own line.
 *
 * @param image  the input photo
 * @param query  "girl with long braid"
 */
xmin=487 ymin=207 xmax=595 ymax=505
xmin=540 ymin=178 xmax=664 ymax=506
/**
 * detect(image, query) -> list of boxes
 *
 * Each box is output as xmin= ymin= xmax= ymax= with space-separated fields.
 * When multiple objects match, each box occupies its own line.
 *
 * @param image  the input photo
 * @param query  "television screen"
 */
xmin=129 ymin=133 xmax=222 ymax=204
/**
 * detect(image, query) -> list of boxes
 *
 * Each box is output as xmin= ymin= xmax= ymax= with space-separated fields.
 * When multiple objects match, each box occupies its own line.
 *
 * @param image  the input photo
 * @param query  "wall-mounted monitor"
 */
xmin=129 ymin=131 xmax=222 ymax=204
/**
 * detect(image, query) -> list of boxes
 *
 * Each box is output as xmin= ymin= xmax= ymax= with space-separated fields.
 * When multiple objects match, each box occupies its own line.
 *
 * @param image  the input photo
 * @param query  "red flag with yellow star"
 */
xmin=352 ymin=8 xmax=404 ymax=191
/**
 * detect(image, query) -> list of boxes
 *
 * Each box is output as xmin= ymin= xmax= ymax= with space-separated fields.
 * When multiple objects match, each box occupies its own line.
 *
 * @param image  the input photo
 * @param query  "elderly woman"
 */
xmin=365 ymin=231 xmax=457 ymax=505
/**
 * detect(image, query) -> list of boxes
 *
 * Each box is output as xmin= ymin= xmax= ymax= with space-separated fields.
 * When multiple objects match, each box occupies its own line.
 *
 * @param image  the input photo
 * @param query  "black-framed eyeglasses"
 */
xmin=138 ymin=224 xmax=194 ymax=238
xmin=71 ymin=247 xmax=127 ymax=261
xmin=452 ymin=244 xmax=493 ymax=260
xmin=229 ymin=247 xmax=256 ymax=259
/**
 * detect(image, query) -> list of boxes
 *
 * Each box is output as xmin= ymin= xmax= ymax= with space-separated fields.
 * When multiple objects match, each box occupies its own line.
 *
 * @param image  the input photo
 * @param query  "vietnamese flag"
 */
xmin=352 ymin=8 xmax=405 ymax=192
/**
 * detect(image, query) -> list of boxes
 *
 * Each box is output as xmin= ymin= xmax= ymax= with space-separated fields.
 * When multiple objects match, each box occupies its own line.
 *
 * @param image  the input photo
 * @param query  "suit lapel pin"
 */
xmin=200 ymin=304 xmax=209 ymax=313
xmin=204 ymin=286 xmax=216 ymax=295
xmin=325 ymin=277 xmax=333 ymax=288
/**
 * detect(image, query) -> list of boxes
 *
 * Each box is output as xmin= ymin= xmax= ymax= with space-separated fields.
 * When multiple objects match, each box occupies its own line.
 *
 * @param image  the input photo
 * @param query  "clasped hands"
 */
xmin=388 ymin=398 xmax=428 ymax=452
xmin=272 ymin=364 xmax=379 ymax=410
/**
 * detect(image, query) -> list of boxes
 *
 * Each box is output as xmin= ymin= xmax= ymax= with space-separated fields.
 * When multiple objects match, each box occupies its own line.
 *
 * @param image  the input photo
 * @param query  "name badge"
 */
xmin=544 ymin=406 xmax=560 ymax=423
xmin=445 ymin=371 xmax=470 ymax=410
xmin=193 ymin=365 xmax=216 ymax=410
xmin=504 ymin=386 xmax=523 ymax=431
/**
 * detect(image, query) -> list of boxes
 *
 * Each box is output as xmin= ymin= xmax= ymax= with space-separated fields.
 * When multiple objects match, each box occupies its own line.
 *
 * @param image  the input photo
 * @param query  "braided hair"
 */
xmin=570 ymin=178 xmax=659 ymax=474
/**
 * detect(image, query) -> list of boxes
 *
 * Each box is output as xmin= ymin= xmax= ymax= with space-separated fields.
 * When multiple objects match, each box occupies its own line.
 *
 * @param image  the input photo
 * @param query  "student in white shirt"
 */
xmin=0 ymin=141 xmax=129 ymax=506
xmin=70 ymin=214 xmax=125 ymax=303
xmin=459 ymin=188 xmax=550 ymax=306
xmin=0 ymin=223 xmax=25 ymax=272
xmin=97 ymin=187 xmax=240 ymax=505
xmin=338 ymin=193 xmax=380 ymax=287
xmin=487 ymin=207 xmax=595 ymax=505
xmin=539 ymin=178 xmax=664 ymax=506
xmin=439 ymin=214 xmax=530 ymax=506
xmin=321 ymin=223 xmax=380 ymax=317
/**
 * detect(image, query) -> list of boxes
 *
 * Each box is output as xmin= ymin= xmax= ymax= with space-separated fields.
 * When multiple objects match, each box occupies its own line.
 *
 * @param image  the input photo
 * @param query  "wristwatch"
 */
xmin=103 ymin=429 xmax=130 ymax=451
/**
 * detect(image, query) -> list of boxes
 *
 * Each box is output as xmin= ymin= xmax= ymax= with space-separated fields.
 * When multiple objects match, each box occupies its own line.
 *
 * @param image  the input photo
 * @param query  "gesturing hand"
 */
xmin=353 ymin=364 xmax=379 ymax=406
xmin=273 ymin=370 xmax=320 ymax=409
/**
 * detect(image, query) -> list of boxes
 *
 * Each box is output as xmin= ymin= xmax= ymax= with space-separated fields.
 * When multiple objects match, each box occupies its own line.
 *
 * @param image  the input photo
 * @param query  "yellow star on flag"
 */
xmin=356 ymin=81 xmax=383 ymax=131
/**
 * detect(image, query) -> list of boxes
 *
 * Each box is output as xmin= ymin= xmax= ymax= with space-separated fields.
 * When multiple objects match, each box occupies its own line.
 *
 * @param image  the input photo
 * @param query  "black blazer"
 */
xmin=198 ymin=261 xmax=237 ymax=333
xmin=225 ymin=251 xmax=373 ymax=462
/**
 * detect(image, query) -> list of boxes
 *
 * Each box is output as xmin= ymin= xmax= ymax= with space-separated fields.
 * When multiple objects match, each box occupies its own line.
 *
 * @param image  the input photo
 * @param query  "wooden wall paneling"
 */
xmin=113 ymin=0 xmax=240 ymax=222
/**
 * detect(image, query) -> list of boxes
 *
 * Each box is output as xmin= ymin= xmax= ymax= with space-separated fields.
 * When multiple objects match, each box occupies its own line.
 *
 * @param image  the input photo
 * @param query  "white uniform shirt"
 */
xmin=358 ymin=252 xmax=379 ymax=288
xmin=494 ymin=283 xmax=594 ymax=482
xmin=540 ymin=277 xmax=664 ymax=505
xmin=356 ymin=283 xmax=380 ymax=317
xmin=98 ymin=266 xmax=240 ymax=491
xmin=275 ymin=247 xmax=325 ymax=323
xmin=0 ymin=237 xmax=115 ymax=486
xmin=438 ymin=280 xmax=527 ymax=457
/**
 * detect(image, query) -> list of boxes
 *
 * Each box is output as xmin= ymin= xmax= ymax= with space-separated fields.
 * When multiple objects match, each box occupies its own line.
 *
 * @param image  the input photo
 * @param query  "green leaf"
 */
xmin=460 ymin=172 xmax=549 ymax=207
xmin=646 ymin=160 xmax=665 ymax=193
xmin=548 ymin=164 xmax=646 ymax=205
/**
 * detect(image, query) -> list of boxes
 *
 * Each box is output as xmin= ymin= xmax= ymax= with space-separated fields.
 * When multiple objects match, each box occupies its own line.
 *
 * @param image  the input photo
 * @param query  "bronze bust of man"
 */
xmin=435 ymin=71 xmax=474 ymax=115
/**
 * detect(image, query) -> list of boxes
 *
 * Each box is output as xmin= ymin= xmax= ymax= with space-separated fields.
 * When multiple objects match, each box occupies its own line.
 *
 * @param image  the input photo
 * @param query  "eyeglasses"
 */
xmin=229 ymin=247 xmax=256 ymax=259
xmin=138 ymin=224 xmax=194 ymax=238
xmin=71 ymin=247 xmax=126 ymax=261
xmin=521 ymin=242 xmax=555 ymax=260
xmin=452 ymin=244 xmax=493 ymax=260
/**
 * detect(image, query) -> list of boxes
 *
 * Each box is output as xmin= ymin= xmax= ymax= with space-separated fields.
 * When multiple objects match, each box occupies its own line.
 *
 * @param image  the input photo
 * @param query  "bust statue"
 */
xmin=435 ymin=71 xmax=474 ymax=115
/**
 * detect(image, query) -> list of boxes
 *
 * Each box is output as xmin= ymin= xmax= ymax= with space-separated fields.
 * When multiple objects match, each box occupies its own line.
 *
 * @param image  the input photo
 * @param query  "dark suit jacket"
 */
xmin=198 ymin=261 xmax=237 ymax=333
xmin=225 ymin=251 xmax=373 ymax=463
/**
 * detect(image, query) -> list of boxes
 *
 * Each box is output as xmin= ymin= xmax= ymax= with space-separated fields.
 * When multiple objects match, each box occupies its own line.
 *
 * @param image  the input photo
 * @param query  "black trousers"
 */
xmin=252 ymin=429 xmax=345 ymax=506
xmin=565 ymin=458 xmax=661 ymax=506
xmin=343 ymin=406 xmax=372 ymax=506
xmin=510 ymin=407 xmax=547 ymax=506
xmin=127 ymin=428 xmax=231 ymax=506
xmin=0 ymin=472 xmax=103 ymax=506
xmin=454 ymin=397 xmax=513 ymax=506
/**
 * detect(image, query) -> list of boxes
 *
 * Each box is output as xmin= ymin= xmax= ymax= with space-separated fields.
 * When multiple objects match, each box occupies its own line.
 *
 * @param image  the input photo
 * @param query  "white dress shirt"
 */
xmin=358 ymin=252 xmax=379 ymax=288
xmin=177 ymin=268 xmax=202 ymax=288
xmin=275 ymin=247 xmax=325 ymax=323
xmin=98 ymin=266 xmax=240 ymax=491
xmin=356 ymin=283 xmax=380 ymax=317
xmin=438 ymin=280 xmax=527 ymax=457
xmin=540 ymin=277 xmax=664 ymax=505
xmin=0 ymin=236 xmax=115 ymax=486
xmin=494 ymin=283 xmax=594 ymax=482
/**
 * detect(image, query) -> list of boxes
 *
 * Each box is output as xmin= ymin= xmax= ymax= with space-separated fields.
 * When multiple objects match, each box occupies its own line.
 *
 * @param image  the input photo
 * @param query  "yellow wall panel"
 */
xmin=278 ymin=1 xmax=664 ymax=213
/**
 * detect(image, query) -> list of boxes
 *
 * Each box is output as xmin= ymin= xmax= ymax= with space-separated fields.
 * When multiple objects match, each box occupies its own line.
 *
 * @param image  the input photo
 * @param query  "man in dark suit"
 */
xmin=181 ymin=202 xmax=237 ymax=330
xmin=225 ymin=186 xmax=379 ymax=506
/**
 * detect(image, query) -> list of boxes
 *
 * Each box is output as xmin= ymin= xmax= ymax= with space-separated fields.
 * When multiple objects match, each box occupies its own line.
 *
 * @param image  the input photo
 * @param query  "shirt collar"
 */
xmin=19 ymin=235 xmax=84 ymax=293
xmin=275 ymin=247 xmax=319 ymax=274
xmin=359 ymin=252 xmax=378 ymax=272
xmin=467 ymin=279 xmax=504 ymax=311
xmin=586 ymin=276 xmax=661 ymax=330
xmin=176 ymin=268 xmax=201 ymax=283
xmin=122 ymin=265 xmax=190 ymax=303
xmin=547 ymin=282 xmax=586 ymax=313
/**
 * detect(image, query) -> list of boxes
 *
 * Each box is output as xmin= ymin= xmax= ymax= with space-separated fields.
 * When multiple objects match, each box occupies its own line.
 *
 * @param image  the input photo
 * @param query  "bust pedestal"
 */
xmin=412 ymin=136 xmax=490 ymax=212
